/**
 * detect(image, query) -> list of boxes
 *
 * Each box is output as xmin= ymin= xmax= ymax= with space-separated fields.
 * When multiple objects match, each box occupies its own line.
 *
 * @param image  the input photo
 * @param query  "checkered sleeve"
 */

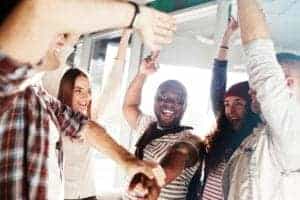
xmin=39 ymin=87 xmax=88 ymax=139
xmin=0 ymin=55 xmax=43 ymax=97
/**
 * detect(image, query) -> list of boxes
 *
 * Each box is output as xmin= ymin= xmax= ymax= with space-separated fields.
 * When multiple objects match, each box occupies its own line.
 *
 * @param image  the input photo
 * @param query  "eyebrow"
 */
xmin=73 ymin=86 xmax=85 ymax=90
xmin=224 ymin=98 xmax=245 ymax=103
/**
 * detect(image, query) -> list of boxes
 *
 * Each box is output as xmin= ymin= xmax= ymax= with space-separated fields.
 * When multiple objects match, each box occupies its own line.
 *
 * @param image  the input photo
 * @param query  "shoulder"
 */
xmin=135 ymin=113 xmax=156 ymax=134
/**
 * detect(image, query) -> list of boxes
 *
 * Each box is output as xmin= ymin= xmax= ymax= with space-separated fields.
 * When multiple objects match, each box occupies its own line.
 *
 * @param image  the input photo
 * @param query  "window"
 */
xmin=139 ymin=64 xmax=248 ymax=138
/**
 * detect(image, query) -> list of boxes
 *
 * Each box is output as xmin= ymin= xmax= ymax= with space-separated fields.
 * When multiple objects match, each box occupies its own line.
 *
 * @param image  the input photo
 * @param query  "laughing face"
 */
xmin=224 ymin=96 xmax=247 ymax=131
xmin=154 ymin=81 xmax=187 ymax=128
xmin=71 ymin=75 xmax=91 ymax=116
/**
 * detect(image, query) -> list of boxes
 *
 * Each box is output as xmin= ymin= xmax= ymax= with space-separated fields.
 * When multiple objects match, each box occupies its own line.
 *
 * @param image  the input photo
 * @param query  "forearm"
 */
xmin=217 ymin=32 xmax=230 ymax=60
xmin=210 ymin=59 xmax=227 ymax=116
xmin=124 ymin=73 xmax=146 ymax=107
xmin=160 ymin=136 xmax=203 ymax=184
xmin=0 ymin=0 xmax=135 ymax=64
xmin=123 ymin=73 xmax=146 ymax=127
xmin=93 ymin=29 xmax=131 ymax=119
xmin=83 ymin=121 xmax=136 ymax=171
xmin=237 ymin=0 xmax=270 ymax=45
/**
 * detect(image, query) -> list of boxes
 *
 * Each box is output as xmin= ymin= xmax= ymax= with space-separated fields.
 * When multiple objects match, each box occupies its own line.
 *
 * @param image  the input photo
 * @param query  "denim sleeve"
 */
xmin=210 ymin=59 xmax=228 ymax=117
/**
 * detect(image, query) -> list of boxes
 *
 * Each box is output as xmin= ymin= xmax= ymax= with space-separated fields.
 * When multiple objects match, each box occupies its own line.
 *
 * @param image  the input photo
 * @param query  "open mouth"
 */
xmin=78 ymin=103 xmax=88 ymax=112
xmin=160 ymin=108 xmax=175 ymax=119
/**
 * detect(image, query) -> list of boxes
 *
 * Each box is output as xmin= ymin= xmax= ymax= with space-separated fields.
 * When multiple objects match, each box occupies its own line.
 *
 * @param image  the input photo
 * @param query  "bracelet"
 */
xmin=114 ymin=57 xmax=124 ymax=61
xmin=128 ymin=1 xmax=140 ymax=29
xmin=220 ymin=45 xmax=229 ymax=50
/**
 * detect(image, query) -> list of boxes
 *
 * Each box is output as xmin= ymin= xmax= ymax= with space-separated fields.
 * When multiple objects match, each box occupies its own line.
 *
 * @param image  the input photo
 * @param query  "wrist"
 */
xmin=220 ymin=45 xmax=229 ymax=50
xmin=123 ymin=154 xmax=139 ymax=172
xmin=132 ymin=6 xmax=147 ymax=30
xmin=152 ymin=165 xmax=166 ymax=187
xmin=128 ymin=1 xmax=140 ymax=29
xmin=137 ymin=71 xmax=148 ymax=78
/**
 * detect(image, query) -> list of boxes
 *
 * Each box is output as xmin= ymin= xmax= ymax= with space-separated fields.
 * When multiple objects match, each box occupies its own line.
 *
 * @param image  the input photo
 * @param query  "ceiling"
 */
xmin=174 ymin=0 xmax=300 ymax=54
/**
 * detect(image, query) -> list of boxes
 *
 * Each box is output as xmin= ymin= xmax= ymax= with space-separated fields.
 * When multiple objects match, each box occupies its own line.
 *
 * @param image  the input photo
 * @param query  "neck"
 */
xmin=157 ymin=123 xmax=180 ymax=130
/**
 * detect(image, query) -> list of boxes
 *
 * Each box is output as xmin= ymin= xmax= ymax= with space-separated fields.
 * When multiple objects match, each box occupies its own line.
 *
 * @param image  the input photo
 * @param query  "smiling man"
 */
xmin=122 ymin=53 xmax=200 ymax=199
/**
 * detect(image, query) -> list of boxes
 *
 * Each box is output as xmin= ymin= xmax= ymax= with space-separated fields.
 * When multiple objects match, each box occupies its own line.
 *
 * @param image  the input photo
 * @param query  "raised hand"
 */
xmin=134 ymin=7 xmax=176 ymax=51
xmin=223 ymin=17 xmax=239 ymax=43
xmin=138 ymin=51 xmax=160 ymax=76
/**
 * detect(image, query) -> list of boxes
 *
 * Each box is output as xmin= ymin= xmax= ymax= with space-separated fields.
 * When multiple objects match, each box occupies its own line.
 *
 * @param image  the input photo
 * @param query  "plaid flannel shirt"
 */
xmin=0 ymin=55 xmax=88 ymax=199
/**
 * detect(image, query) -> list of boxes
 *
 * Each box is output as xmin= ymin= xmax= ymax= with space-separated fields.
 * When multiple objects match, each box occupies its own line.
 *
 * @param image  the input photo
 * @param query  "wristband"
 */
xmin=220 ymin=45 xmax=229 ymax=49
xmin=128 ymin=1 xmax=140 ymax=29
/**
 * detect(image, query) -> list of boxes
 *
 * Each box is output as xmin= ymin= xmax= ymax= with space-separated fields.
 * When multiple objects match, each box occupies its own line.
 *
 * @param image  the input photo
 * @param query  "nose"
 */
xmin=229 ymin=105 xmax=237 ymax=115
xmin=80 ymin=91 xmax=91 ymax=101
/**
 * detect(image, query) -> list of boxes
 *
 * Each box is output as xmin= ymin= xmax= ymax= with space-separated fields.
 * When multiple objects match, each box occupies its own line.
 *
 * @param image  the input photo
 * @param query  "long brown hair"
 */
xmin=57 ymin=68 xmax=92 ymax=118
xmin=205 ymin=102 xmax=260 ymax=171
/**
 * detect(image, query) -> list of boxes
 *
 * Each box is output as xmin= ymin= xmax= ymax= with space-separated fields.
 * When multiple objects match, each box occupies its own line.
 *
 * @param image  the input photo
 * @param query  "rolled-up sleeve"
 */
xmin=244 ymin=39 xmax=300 ymax=161
xmin=0 ymin=55 xmax=43 ymax=97
xmin=39 ymin=87 xmax=88 ymax=139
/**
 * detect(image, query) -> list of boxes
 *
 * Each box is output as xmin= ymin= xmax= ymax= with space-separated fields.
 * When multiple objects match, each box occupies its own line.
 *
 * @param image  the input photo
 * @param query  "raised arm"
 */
xmin=80 ymin=121 xmax=156 ymax=179
xmin=0 ymin=33 xmax=79 ymax=98
xmin=93 ymin=29 xmax=132 ymax=120
xmin=123 ymin=52 xmax=159 ymax=129
xmin=211 ymin=18 xmax=238 ymax=116
xmin=237 ymin=0 xmax=300 ymax=151
xmin=0 ymin=0 xmax=175 ymax=64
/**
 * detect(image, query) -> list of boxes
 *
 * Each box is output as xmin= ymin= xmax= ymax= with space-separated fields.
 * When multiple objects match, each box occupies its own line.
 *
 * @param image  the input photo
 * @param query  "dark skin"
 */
xmin=128 ymin=135 xmax=204 ymax=200
xmin=124 ymin=54 xmax=203 ymax=199
xmin=154 ymin=87 xmax=186 ymax=128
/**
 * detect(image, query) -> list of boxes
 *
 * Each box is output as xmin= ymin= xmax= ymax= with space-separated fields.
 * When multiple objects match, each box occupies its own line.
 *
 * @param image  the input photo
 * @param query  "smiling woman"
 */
xmin=57 ymin=68 xmax=97 ymax=199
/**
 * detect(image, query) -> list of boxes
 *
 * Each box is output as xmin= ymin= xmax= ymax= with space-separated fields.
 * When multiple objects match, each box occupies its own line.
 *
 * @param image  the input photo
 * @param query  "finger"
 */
xmin=134 ymin=183 xmax=149 ymax=197
xmin=146 ymin=42 xmax=162 ymax=52
xmin=129 ymin=174 xmax=142 ymax=190
xmin=154 ymin=34 xmax=173 ymax=46
xmin=155 ymin=12 xmax=176 ymax=28
xmin=153 ymin=25 xmax=174 ymax=39
xmin=155 ymin=19 xmax=177 ymax=33
xmin=138 ymin=166 xmax=155 ymax=180
xmin=150 ymin=51 xmax=160 ymax=60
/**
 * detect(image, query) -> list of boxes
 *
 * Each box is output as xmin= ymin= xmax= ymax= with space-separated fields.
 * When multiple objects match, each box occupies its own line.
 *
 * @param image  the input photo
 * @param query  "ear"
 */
xmin=286 ymin=77 xmax=294 ymax=88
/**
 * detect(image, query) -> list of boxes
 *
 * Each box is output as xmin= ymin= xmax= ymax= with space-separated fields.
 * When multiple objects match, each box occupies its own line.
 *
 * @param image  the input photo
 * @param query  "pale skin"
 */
xmin=237 ymin=0 xmax=300 ymax=108
xmin=0 ymin=0 xmax=176 ymax=65
xmin=33 ymin=33 xmax=159 ymax=187
xmin=71 ymin=75 xmax=91 ymax=116
xmin=217 ymin=17 xmax=248 ymax=131
xmin=217 ymin=17 xmax=239 ymax=61
xmin=93 ymin=29 xmax=132 ymax=119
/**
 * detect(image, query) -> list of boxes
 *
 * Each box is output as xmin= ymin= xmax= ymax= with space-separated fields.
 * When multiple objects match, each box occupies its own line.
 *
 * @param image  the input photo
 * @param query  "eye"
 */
xmin=74 ymin=88 xmax=82 ymax=94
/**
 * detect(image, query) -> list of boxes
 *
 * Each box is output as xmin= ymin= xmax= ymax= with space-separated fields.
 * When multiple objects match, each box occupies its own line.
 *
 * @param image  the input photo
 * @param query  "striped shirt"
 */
xmin=123 ymin=114 xmax=198 ymax=200
xmin=201 ymin=161 xmax=226 ymax=200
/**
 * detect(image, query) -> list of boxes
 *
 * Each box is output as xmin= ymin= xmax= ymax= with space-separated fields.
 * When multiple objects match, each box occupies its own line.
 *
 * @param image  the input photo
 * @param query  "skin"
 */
xmin=71 ymin=75 xmax=91 ymax=116
xmin=123 ymin=52 xmax=160 ymax=129
xmin=224 ymin=96 xmax=247 ymax=131
xmin=154 ymin=88 xmax=186 ymax=128
xmin=0 ymin=0 xmax=176 ymax=64
xmin=38 ymin=31 xmax=159 ymax=190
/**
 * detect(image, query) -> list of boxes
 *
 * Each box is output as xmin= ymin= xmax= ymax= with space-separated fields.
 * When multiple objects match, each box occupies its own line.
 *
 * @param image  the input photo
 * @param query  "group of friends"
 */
xmin=1 ymin=1 xmax=300 ymax=200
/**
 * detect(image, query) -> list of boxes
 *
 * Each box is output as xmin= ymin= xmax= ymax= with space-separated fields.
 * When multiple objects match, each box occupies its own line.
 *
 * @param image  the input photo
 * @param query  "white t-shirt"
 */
xmin=63 ymin=136 xmax=96 ymax=199
xmin=48 ymin=120 xmax=64 ymax=200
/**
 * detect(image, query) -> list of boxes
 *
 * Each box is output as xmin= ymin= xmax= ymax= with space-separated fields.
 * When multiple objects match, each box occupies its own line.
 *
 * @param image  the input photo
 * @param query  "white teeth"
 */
xmin=162 ymin=109 xmax=174 ymax=114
